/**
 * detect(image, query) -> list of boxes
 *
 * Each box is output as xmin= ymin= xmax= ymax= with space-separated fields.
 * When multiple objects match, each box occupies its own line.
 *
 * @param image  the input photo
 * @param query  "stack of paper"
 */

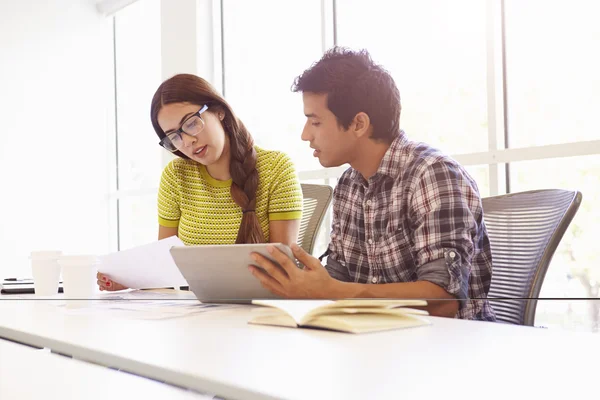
xmin=98 ymin=236 xmax=188 ymax=289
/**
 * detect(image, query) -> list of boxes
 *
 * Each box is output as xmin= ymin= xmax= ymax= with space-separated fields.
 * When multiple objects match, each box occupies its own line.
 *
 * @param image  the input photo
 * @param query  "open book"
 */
xmin=249 ymin=299 xmax=431 ymax=334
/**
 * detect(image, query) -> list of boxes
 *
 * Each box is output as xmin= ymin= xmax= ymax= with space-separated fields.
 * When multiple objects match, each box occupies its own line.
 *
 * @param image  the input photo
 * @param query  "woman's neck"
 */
xmin=205 ymin=136 xmax=232 ymax=181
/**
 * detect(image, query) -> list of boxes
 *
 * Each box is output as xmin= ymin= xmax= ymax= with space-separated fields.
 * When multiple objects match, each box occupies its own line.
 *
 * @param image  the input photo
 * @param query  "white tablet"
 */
xmin=169 ymin=243 xmax=295 ymax=303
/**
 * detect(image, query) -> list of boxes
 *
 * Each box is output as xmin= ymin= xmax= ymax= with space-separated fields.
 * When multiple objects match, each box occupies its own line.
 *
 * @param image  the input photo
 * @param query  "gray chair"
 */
xmin=298 ymin=183 xmax=334 ymax=255
xmin=482 ymin=189 xmax=582 ymax=326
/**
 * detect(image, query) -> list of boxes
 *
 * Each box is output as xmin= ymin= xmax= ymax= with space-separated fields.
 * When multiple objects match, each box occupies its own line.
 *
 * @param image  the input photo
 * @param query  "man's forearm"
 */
xmin=329 ymin=279 xmax=459 ymax=318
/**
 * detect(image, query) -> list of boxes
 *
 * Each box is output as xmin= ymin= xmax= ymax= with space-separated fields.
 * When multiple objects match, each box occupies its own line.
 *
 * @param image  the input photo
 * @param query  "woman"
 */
xmin=98 ymin=74 xmax=303 ymax=291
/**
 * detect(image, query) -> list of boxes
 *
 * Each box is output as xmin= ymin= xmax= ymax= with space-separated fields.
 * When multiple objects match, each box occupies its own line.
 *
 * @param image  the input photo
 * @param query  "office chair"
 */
xmin=297 ymin=183 xmax=334 ymax=255
xmin=482 ymin=189 xmax=582 ymax=325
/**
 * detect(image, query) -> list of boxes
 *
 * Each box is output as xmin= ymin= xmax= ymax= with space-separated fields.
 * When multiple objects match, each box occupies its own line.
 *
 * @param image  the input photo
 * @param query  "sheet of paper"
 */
xmin=51 ymin=290 xmax=242 ymax=320
xmin=97 ymin=236 xmax=188 ymax=289
xmin=58 ymin=301 xmax=239 ymax=320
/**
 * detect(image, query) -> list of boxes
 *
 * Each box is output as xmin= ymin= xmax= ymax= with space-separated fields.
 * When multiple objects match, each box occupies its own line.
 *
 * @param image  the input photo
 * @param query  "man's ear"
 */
xmin=350 ymin=112 xmax=371 ymax=139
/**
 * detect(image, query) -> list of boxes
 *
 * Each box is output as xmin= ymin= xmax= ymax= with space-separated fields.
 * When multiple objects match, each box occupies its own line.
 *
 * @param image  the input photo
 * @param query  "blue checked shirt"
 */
xmin=324 ymin=132 xmax=496 ymax=321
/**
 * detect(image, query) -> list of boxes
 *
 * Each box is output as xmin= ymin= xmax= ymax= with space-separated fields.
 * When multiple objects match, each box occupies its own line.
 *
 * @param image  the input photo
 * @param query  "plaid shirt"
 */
xmin=324 ymin=132 xmax=496 ymax=321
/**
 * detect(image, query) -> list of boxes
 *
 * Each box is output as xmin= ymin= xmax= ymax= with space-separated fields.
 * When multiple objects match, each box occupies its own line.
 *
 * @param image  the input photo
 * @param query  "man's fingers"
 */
xmin=249 ymin=266 xmax=286 ymax=297
xmin=250 ymin=252 xmax=290 ymax=283
xmin=291 ymin=243 xmax=321 ymax=270
xmin=263 ymin=246 xmax=299 ymax=276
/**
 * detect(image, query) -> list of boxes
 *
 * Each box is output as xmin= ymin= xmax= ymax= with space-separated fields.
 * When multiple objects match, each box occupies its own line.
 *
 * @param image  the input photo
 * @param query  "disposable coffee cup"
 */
xmin=30 ymin=251 xmax=63 ymax=296
xmin=58 ymin=255 xmax=98 ymax=300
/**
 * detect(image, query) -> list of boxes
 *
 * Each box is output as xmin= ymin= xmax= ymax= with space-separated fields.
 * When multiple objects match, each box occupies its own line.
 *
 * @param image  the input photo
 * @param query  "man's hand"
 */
xmin=249 ymin=243 xmax=337 ymax=299
xmin=97 ymin=272 xmax=128 ymax=292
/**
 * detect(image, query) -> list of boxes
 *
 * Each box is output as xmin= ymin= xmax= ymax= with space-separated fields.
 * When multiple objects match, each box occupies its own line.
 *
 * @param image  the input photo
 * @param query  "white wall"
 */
xmin=0 ymin=0 xmax=114 ymax=278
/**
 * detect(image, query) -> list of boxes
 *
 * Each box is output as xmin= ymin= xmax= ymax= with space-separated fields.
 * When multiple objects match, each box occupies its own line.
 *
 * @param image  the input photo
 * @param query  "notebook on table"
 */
xmin=249 ymin=299 xmax=432 ymax=334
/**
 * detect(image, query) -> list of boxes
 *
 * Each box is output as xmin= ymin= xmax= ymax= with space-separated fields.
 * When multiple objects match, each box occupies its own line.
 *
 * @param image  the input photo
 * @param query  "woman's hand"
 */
xmin=97 ymin=272 xmax=128 ymax=291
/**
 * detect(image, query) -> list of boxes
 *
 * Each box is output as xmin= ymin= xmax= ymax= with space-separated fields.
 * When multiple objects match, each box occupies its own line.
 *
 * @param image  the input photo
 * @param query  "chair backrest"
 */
xmin=298 ymin=183 xmax=334 ymax=255
xmin=482 ymin=189 xmax=582 ymax=326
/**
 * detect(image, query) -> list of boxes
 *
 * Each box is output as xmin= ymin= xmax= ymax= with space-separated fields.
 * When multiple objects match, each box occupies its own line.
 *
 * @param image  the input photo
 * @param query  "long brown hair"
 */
xmin=150 ymin=74 xmax=265 ymax=244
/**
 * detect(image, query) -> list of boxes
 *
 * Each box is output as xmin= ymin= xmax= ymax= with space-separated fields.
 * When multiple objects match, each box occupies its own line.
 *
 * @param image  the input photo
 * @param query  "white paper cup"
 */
xmin=30 ymin=251 xmax=62 ymax=296
xmin=58 ymin=255 xmax=98 ymax=300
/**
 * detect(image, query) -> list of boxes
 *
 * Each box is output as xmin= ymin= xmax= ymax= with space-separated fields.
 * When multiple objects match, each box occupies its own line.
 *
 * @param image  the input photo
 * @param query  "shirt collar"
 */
xmin=349 ymin=130 xmax=408 ymax=185
xmin=376 ymin=131 xmax=408 ymax=178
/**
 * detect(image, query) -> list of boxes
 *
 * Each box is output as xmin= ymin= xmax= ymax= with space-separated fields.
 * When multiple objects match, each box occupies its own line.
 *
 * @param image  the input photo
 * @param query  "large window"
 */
xmin=504 ymin=0 xmax=600 ymax=148
xmin=220 ymin=0 xmax=600 ymax=332
xmin=222 ymin=0 xmax=324 ymax=172
xmin=501 ymin=0 xmax=600 ymax=331
xmin=118 ymin=194 xmax=159 ymax=251
xmin=113 ymin=0 xmax=163 ymax=249
xmin=337 ymin=0 xmax=489 ymax=155
xmin=107 ymin=0 xmax=600 ymax=333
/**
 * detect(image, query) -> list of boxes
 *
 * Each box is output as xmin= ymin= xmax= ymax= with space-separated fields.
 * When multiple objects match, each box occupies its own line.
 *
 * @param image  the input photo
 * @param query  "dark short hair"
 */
xmin=292 ymin=46 xmax=401 ymax=143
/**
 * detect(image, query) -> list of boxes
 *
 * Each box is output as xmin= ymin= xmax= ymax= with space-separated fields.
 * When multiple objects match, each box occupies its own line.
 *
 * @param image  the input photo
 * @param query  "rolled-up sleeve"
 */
xmin=409 ymin=161 xmax=477 ymax=304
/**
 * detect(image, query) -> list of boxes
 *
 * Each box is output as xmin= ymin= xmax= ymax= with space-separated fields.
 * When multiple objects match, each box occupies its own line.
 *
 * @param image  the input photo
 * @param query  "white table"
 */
xmin=0 ymin=291 xmax=598 ymax=400
xmin=0 ymin=337 xmax=215 ymax=399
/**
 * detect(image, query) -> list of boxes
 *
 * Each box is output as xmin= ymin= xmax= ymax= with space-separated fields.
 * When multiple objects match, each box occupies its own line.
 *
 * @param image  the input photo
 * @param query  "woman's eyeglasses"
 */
xmin=159 ymin=105 xmax=209 ymax=152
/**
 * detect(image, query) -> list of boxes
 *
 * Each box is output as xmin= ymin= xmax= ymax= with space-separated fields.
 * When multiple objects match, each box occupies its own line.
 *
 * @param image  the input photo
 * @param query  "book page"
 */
xmin=251 ymin=299 xmax=429 ymax=325
xmin=304 ymin=313 xmax=431 ymax=334
xmin=248 ymin=313 xmax=299 ymax=328
xmin=325 ymin=299 xmax=428 ymax=309
xmin=298 ymin=305 xmax=429 ymax=323
xmin=323 ymin=307 xmax=429 ymax=316
xmin=252 ymin=300 xmax=334 ymax=324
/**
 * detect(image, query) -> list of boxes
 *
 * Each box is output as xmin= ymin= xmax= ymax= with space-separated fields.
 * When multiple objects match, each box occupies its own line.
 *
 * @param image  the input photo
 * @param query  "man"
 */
xmin=248 ymin=47 xmax=495 ymax=320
